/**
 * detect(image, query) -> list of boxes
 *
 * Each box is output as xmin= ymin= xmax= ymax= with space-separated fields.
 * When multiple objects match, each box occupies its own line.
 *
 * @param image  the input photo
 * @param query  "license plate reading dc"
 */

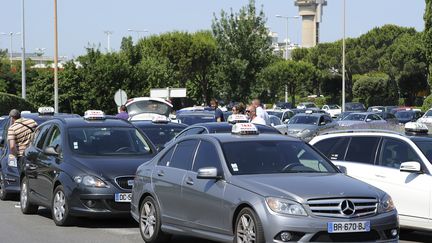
xmin=115 ymin=193 xmax=132 ymax=203
xmin=328 ymin=221 xmax=370 ymax=233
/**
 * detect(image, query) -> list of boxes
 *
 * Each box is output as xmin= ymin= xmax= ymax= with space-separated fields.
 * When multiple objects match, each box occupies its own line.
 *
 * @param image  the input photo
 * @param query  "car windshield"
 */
xmin=222 ymin=141 xmax=337 ymax=175
xmin=414 ymin=141 xmax=432 ymax=163
xmin=68 ymin=127 xmax=153 ymax=156
xmin=127 ymin=100 xmax=171 ymax=117
xmin=424 ymin=110 xmax=432 ymax=117
xmin=177 ymin=114 xmax=215 ymax=125
xmin=328 ymin=105 xmax=340 ymax=109
xmin=289 ymin=116 xmax=319 ymax=125
xmin=343 ymin=114 xmax=366 ymax=121
xmin=346 ymin=103 xmax=365 ymax=110
xmin=136 ymin=125 xmax=184 ymax=148
xmin=395 ymin=111 xmax=413 ymax=119
xmin=267 ymin=111 xmax=282 ymax=119
xmin=305 ymin=103 xmax=316 ymax=108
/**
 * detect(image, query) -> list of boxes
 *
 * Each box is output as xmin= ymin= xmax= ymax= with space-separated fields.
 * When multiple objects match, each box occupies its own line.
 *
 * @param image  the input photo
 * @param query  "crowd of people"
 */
xmin=227 ymin=99 xmax=270 ymax=126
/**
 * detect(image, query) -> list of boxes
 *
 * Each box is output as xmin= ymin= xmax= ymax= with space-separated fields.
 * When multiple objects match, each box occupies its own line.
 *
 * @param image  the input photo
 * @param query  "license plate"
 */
xmin=327 ymin=221 xmax=370 ymax=233
xmin=115 ymin=193 xmax=132 ymax=203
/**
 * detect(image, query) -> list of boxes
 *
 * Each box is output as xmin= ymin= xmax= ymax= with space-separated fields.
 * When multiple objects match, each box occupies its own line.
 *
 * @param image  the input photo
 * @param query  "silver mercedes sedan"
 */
xmin=131 ymin=125 xmax=398 ymax=243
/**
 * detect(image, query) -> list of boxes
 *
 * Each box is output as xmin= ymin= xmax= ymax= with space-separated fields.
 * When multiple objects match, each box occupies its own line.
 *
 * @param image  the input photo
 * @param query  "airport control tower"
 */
xmin=294 ymin=0 xmax=327 ymax=47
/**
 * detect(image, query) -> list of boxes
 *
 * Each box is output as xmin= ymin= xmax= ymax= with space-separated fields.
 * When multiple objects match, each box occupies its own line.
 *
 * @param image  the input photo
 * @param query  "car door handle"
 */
xmin=157 ymin=170 xmax=165 ymax=177
xmin=185 ymin=177 xmax=194 ymax=185
xmin=375 ymin=174 xmax=386 ymax=179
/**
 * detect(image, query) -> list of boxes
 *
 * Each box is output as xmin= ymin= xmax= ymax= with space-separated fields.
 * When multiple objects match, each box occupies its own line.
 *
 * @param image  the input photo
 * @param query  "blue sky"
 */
xmin=0 ymin=0 xmax=426 ymax=58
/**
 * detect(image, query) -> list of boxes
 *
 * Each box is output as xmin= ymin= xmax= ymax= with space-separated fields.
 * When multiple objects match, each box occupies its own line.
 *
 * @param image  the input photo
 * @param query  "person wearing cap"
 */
xmin=116 ymin=105 xmax=129 ymax=120
xmin=7 ymin=109 xmax=37 ymax=160
xmin=246 ymin=105 xmax=266 ymax=125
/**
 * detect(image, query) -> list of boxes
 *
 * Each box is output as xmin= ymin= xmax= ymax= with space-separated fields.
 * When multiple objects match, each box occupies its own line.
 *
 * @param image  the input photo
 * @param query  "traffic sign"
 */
xmin=114 ymin=89 xmax=128 ymax=106
xmin=150 ymin=87 xmax=186 ymax=99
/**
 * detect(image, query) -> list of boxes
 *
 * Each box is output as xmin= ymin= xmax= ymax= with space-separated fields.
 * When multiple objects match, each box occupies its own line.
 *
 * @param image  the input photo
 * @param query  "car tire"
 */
xmin=20 ymin=177 xmax=38 ymax=214
xmin=234 ymin=207 xmax=265 ymax=243
xmin=0 ymin=172 xmax=11 ymax=201
xmin=139 ymin=196 xmax=171 ymax=243
xmin=52 ymin=185 xmax=74 ymax=226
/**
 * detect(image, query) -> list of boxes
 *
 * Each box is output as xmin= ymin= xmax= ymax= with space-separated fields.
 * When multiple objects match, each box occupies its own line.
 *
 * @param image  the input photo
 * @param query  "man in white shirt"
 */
xmin=246 ymin=105 xmax=266 ymax=125
xmin=252 ymin=99 xmax=270 ymax=125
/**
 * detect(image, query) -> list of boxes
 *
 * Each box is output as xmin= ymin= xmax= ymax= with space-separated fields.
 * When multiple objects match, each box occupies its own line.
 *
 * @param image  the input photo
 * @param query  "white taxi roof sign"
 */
xmin=232 ymin=123 xmax=259 ymax=135
xmin=405 ymin=122 xmax=428 ymax=134
xmin=228 ymin=114 xmax=249 ymax=124
xmin=38 ymin=107 xmax=55 ymax=115
xmin=152 ymin=114 xmax=170 ymax=123
xmin=84 ymin=110 xmax=105 ymax=120
xmin=305 ymin=110 xmax=313 ymax=114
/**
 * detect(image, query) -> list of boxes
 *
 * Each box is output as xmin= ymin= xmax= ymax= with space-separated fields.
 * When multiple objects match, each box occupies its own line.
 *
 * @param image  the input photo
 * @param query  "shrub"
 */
xmin=0 ymin=92 xmax=36 ymax=115
xmin=422 ymin=94 xmax=432 ymax=112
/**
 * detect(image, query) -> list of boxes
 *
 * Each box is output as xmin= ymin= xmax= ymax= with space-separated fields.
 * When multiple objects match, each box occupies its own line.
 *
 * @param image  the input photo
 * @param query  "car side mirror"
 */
xmin=197 ymin=167 xmax=222 ymax=180
xmin=320 ymin=122 xmax=326 ymax=126
xmin=400 ymin=161 xmax=422 ymax=173
xmin=366 ymin=119 xmax=372 ymax=122
xmin=336 ymin=165 xmax=347 ymax=174
xmin=44 ymin=146 xmax=59 ymax=156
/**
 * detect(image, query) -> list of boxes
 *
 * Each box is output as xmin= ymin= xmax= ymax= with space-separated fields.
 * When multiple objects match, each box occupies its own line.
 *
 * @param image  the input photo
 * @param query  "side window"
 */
xmin=158 ymin=146 xmax=175 ymax=166
xmin=324 ymin=116 xmax=333 ymax=124
xmin=193 ymin=141 xmax=222 ymax=172
xmin=345 ymin=137 xmax=380 ymax=164
xmin=35 ymin=125 xmax=52 ymax=150
xmin=169 ymin=140 xmax=199 ymax=170
xmin=372 ymin=114 xmax=381 ymax=120
xmin=184 ymin=127 xmax=206 ymax=136
xmin=313 ymin=137 xmax=349 ymax=161
xmin=47 ymin=126 xmax=62 ymax=149
xmin=379 ymin=138 xmax=421 ymax=169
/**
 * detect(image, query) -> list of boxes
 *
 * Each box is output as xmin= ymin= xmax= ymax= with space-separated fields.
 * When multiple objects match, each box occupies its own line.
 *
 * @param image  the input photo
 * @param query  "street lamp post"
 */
xmin=342 ymin=0 xmax=346 ymax=112
xmin=1 ymin=32 xmax=21 ymax=63
xmin=276 ymin=14 xmax=299 ymax=102
xmin=21 ymin=0 xmax=26 ymax=99
xmin=54 ymin=0 xmax=59 ymax=112
xmin=127 ymin=29 xmax=148 ymax=42
xmin=104 ymin=30 xmax=113 ymax=52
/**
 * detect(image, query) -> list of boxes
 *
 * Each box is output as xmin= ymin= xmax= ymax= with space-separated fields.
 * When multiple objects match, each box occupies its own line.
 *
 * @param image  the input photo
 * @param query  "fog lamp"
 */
xmin=391 ymin=229 xmax=398 ymax=237
xmin=280 ymin=232 xmax=292 ymax=242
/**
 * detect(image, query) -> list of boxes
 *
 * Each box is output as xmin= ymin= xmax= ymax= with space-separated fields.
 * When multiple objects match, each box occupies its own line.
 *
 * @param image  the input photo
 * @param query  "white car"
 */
xmin=417 ymin=108 xmax=432 ymax=125
xmin=309 ymin=123 xmax=432 ymax=231
xmin=266 ymin=109 xmax=294 ymax=124
xmin=125 ymin=97 xmax=173 ymax=121
xmin=322 ymin=104 xmax=341 ymax=118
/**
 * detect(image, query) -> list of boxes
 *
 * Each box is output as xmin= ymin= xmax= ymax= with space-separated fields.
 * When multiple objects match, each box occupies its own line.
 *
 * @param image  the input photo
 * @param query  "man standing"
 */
xmin=210 ymin=99 xmax=225 ymax=122
xmin=252 ymin=99 xmax=270 ymax=125
xmin=116 ymin=105 xmax=129 ymax=120
xmin=7 ymin=109 xmax=37 ymax=160
xmin=246 ymin=105 xmax=266 ymax=125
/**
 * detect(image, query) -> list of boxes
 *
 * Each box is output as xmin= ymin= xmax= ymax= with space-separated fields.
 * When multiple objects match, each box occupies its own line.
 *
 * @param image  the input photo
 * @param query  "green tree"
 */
xmin=352 ymin=72 xmax=398 ymax=107
xmin=425 ymin=0 xmax=432 ymax=87
xmin=212 ymin=0 xmax=273 ymax=102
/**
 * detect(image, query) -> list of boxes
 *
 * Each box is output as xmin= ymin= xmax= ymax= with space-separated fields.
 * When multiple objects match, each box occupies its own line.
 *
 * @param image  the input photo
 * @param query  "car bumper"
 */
xmin=260 ymin=210 xmax=399 ymax=242
xmin=68 ymin=186 xmax=133 ymax=217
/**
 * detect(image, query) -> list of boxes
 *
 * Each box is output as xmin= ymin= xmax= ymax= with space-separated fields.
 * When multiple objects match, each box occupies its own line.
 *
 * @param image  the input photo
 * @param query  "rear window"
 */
xmin=137 ymin=125 xmax=184 ymax=148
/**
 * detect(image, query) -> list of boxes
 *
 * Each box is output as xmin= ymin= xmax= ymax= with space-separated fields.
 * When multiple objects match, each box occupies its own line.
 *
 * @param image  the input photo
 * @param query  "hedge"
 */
xmin=0 ymin=92 xmax=37 ymax=115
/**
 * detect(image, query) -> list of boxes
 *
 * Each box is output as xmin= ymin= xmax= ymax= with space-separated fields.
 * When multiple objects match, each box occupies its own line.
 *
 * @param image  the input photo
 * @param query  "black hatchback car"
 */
xmin=19 ymin=111 xmax=157 ymax=226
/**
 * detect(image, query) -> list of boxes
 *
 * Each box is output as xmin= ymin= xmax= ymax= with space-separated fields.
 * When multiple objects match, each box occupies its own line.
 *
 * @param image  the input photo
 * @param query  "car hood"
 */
xmin=70 ymin=155 xmax=154 ymax=179
xmin=418 ymin=117 xmax=432 ymax=123
xmin=229 ymin=173 xmax=383 ymax=203
xmin=337 ymin=120 xmax=365 ymax=126
xmin=287 ymin=124 xmax=317 ymax=131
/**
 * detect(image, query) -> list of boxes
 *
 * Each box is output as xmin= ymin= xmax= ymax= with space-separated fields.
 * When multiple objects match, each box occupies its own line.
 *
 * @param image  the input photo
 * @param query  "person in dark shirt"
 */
xmin=116 ymin=105 xmax=129 ymax=120
xmin=210 ymin=99 xmax=224 ymax=122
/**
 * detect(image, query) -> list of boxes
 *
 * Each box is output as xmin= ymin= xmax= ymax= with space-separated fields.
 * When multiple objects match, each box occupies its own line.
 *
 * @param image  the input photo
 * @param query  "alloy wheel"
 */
xmin=140 ymin=201 xmax=156 ymax=239
xmin=20 ymin=180 xmax=28 ymax=206
xmin=53 ymin=190 xmax=66 ymax=222
xmin=236 ymin=214 xmax=256 ymax=243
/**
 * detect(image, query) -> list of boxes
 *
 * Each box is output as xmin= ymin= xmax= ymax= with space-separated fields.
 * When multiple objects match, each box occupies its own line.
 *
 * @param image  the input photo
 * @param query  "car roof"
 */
xmin=53 ymin=117 xmax=134 ymax=128
xmin=132 ymin=121 xmax=187 ymax=128
xmin=188 ymin=122 xmax=281 ymax=134
xmin=293 ymin=113 xmax=324 ymax=117
xmin=316 ymin=129 xmax=432 ymax=142
xmin=201 ymin=133 xmax=298 ymax=143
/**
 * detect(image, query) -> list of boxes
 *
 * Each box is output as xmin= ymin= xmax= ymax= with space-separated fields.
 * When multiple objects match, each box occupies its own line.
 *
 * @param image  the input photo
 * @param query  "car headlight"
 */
xmin=8 ymin=155 xmax=17 ymax=167
xmin=266 ymin=197 xmax=307 ymax=216
xmin=74 ymin=175 xmax=107 ymax=188
xmin=378 ymin=194 xmax=395 ymax=213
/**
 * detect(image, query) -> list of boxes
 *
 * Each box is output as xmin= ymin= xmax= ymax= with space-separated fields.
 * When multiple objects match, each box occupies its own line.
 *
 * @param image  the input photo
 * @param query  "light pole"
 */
xmin=342 ymin=0 xmax=346 ymax=112
xmin=127 ymin=29 xmax=148 ymax=42
xmin=1 ymin=32 xmax=21 ymax=63
xmin=104 ymin=30 xmax=113 ymax=52
xmin=21 ymin=0 xmax=26 ymax=99
xmin=35 ymin=48 xmax=46 ymax=65
xmin=276 ymin=14 xmax=299 ymax=102
xmin=54 ymin=0 xmax=59 ymax=112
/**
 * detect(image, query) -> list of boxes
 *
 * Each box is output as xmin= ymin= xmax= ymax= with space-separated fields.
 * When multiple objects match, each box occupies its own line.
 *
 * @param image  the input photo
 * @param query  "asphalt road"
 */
xmin=0 ymin=198 xmax=429 ymax=243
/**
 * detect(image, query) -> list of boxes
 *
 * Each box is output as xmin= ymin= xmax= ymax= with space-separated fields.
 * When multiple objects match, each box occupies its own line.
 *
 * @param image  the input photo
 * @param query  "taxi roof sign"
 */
xmin=305 ymin=110 xmax=313 ymax=114
xmin=227 ymin=114 xmax=249 ymax=124
xmin=232 ymin=123 xmax=259 ymax=135
xmin=38 ymin=107 xmax=55 ymax=115
xmin=405 ymin=122 xmax=428 ymax=134
xmin=152 ymin=114 xmax=170 ymax=123
xmin=84 ymin=110 xmax=105 ymax=120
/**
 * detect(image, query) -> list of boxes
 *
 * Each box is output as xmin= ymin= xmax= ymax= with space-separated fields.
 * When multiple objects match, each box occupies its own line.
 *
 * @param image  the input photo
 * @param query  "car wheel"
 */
xmin=139 ymin=196 xmax=170 ymax=243
xmin=20 ymin=177 xmax=38 ymax=214
xmin=234 ymin=208 xmax=265 ymax=243
xmin=0 ymin=172 xmax=10 ymax=200
xmin=52 ymin=185 xmax=73 ymax=226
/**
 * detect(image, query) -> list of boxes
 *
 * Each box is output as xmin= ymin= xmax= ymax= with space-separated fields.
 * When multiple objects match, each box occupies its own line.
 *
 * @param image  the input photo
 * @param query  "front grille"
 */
xmin=307 ymin=198 xmax=377 ymax=218
xmin=115 ymin=176 xmax=134 ymax=190
xmin=310 ymin=230 xmax=380 ymax=242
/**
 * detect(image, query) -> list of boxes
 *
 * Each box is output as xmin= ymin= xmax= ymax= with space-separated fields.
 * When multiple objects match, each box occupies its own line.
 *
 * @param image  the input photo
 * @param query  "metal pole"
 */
xmin=285 ymin=18 xmax=289 ymax=60
xmin=54 ymin=0 xmax=59 ymax=112
xmin=21 ymin=0 xmax=26 ymax=99
xmin=9 ymin=33 xmax=13 ymax=63
xmin=342 ymin=0 xmax=346 ymax=112
xmin=107 ymin=34 xmax=111 ymax=52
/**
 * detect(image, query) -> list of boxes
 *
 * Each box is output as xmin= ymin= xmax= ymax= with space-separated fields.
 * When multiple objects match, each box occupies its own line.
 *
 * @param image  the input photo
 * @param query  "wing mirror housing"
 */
xmin=197 ymin=167 xmax=222 ymax=180
xmin=400 ymin=161 xmax=422 ymax=173
xmin=336 ymin=165 xmax=347 ymax=174
xmin=44 ymin=146 xmax=59 ymax=156
xmin=366 ymin=118 xmax=372 ymax=122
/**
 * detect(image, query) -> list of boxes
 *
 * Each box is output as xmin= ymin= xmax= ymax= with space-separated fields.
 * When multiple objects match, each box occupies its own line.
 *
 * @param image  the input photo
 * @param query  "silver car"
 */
xmin=287 ymin=113 xmax=336 ymax=141
xmin=131 ymin=132 xmax=398 ymax=242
